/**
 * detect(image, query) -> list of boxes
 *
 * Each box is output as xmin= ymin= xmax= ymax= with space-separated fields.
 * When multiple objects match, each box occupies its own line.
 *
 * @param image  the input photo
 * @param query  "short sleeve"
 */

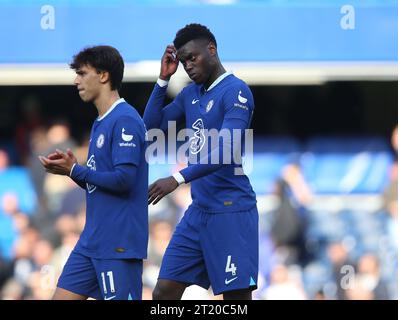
xmin=222 ymin=83 xmax=254 ymax=126
xmin=112 ymin=116 xmax=144 ymax=166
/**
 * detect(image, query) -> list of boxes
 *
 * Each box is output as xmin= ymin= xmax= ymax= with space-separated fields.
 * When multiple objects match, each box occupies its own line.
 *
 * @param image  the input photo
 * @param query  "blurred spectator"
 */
xmin=383 ymin=151 xmax=398 ymax=250
xmin=0 ymin=150 xmax=9 ymax=171
xmin=51 ymin=231 xmax=79 ymax=284
xmin=346 ymin=253 xmax=390 ymax=300
xmin=171 ymin=184 xmax=192 ymax=224
xmin=0 ymin=278 xmax=24 ymax=300
xmin=32 ymin=239 xmax=54 ymax=270
xmin=270 ymin=163 xmax=313 ymax=266
xmin=262 ymin=264 xmax=307 ymax=300
xmin=15 ymin=95 xmax=44 ymax=165
xmin=41 ymin=120 xmax=77 ymax=214
xmin=390 ymin=125 xmax=398 ymax=157
xmin=147 ymin=218 xmax=173 ymax=268
xmin=25 ymin=271 xmax=54 ymax=300
xmin=144 ymin=218 xmax=174 ymax=291
xmin=0 ymin=150 xmax=38 ymax=215
xmin=26 ymin=127 xmax=50 ymax=202
xmin=314 ymin=289 xmax=326 ymax=300
xmin=0 ymin=192 xmax=29 ymax=261
xmin=12 ymin=226 xmax=40 ymax=285
xmin=327 ymin=241 xmax=353 ymax=300
xmin=383 ymin=126 xmax=398 ymax=254
xmin=55 ymin=179 xmax=85 ymax=217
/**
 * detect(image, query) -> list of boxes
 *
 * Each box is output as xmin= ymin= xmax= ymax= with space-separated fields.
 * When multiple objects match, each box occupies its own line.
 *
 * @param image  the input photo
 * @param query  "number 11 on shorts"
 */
xmin=101 ymin=271 xmax=115 ymax=294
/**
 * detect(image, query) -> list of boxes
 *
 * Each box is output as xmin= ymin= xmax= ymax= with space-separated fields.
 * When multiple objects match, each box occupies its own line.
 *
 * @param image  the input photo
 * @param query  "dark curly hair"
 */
xmin=173 ymin=23 xmax=217 ymax=50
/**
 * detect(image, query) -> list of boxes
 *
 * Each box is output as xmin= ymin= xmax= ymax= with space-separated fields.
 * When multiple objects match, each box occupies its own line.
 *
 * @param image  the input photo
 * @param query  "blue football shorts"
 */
xmin=158 ymin=204 xmax=259 ymax=295
xmin=57 ymin=250 xmax=143 ymax=300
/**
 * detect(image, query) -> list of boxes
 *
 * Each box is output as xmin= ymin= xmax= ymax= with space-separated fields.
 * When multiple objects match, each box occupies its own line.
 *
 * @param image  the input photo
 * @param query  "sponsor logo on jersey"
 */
xmin=122 ymin=128 xmax=133 ymax=141
xmin=238 ymin=90 xmax=248 ymax=104
xmin=120 ymin=128 xmax=136 ymax=147
xmin=189 ymin=118 xmax=205 ymax=154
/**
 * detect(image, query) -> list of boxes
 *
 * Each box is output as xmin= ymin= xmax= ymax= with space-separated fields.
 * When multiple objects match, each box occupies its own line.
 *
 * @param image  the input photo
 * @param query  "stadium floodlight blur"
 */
xmin=0 ymin=0 xmax=398 ymax=87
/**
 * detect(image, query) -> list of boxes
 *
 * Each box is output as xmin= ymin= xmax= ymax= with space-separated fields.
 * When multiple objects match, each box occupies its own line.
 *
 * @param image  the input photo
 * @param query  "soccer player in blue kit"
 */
xmin=144 ymin=24 xmax=258 ymax=300
xmin=39 ymin=46 xmax=148 ymax=300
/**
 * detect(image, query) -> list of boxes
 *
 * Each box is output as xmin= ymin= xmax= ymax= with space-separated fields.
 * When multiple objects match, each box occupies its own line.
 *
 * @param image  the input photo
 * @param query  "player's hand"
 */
xmin=38 ymin=148 xmax=77 ymax=176
xmin=159 ymin=45 xmax=178 ymax=81
xmin=148 ymin=176 xmax=179 ymax=205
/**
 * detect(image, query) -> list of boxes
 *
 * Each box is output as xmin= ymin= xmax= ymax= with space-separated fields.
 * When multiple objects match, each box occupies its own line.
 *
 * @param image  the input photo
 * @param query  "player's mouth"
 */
xmin=189 ymin=73 xmax=198 ymax=81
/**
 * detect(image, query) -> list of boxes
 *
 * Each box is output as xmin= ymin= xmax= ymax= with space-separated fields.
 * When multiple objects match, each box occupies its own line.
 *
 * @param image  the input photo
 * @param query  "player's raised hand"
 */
xmin=148 ymin=176 xmax=179 ymax=205
xmin=159 ymin=45 xmax=179 ymax=81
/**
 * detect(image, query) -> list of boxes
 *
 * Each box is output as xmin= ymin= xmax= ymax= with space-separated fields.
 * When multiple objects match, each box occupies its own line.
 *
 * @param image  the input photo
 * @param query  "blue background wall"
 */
xmin=0 ymin=0 xmax=397 ymax=63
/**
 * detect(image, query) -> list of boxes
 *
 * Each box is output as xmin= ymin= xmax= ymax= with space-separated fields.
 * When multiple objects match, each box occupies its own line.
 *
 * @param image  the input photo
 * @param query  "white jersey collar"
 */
xmin=205 ymin=72 xmax=232 ymax=92
xmin=97 ymin=98 xmax=125 ymax=121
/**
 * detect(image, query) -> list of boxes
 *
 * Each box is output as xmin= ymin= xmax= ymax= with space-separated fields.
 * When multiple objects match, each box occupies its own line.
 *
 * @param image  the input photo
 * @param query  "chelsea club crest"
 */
xmin=96 ymin=134 xmax=105 ymax=148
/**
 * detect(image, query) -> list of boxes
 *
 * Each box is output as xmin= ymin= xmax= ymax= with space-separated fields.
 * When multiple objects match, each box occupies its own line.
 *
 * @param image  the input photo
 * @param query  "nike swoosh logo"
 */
xmin=104 ymin=295 xmax=116 ymax=300
xmin=192 ymin=99 xmax=199 ymax=104
xmin=225 ymin=277 xmax=238 ymax=285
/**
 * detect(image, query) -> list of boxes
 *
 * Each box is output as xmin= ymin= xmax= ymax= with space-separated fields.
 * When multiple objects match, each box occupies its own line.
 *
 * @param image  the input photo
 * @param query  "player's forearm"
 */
xmin=71 ymin=164 xmax=137 ymax=193
xmin=180 ymin=137 xmax=232 ymax=183
xmin=143 ymin=82 xmax=168 ymax=130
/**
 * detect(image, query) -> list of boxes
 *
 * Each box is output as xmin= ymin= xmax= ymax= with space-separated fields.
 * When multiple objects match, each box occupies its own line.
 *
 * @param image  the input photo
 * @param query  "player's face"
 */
xmin=73 ymin=64 xmax=102 ymax=103
xmin=177 ymin=39 xmax=215 ymax=85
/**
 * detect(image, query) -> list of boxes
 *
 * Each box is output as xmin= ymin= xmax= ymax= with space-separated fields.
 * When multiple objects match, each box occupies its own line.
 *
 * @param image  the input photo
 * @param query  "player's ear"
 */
xmin=99 ymin=71 xmax=110 ymax=85
xmin=208 ymin=42 xmax=217 ymax=56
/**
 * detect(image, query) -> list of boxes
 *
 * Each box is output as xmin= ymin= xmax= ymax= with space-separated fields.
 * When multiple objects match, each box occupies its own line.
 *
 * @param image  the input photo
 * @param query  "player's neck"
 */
xmin=204 ymin=64 xmax=226 ymax=90
xmin=94 ymin=90 xmax=121 ymax=117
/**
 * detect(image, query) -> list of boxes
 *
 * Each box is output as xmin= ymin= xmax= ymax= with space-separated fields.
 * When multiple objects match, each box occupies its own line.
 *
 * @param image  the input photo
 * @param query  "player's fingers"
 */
xmin=148 ymin=188 xmax=159 ymax=201
xmin=45 ymin=158 xmax=65 ymax=165
xmin=148 ymin=193 xmax=158 ymax=205
xmin=38 ymin=155 xmax=52 ymax=166
xmin=66 ymin=149 xmax=74 ymax=158
xmin=166 ymin=44 xmax=176 ymax=51
xmin=47 ymin=152 xmax=58 ymax=159
xmin=148 ymin=182 xmax=160 ymax=195
xmin=38 ymin=156 xmax=46 ymax=165
xmin=56 ymin=149 xmax=67 ymax=158
xmin=148 ymin=186 xmax=156 ymax=197
xmin=153 ymin=194 xmax=164 ymax=205
xmin=164 ymin=53 xmax=176 ymax=62
xmin=149 ymin=195 xmax=159 ymax=205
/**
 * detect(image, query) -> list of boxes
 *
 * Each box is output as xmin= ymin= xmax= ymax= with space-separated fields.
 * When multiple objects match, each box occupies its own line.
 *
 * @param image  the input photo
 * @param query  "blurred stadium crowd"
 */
xmin=0 ymin=97 xmax=398 ymax=300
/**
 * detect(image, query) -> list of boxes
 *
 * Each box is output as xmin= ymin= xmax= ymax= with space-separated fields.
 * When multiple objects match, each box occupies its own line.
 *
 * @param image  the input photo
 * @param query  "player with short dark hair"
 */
xmin=144 ymin=23 xmax=258 ymax=300
xmin=39 ymin=45 xmax=148 ymax=300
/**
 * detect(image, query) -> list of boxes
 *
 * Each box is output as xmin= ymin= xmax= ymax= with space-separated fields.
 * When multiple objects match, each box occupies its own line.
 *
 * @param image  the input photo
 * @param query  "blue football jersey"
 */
xmin=75 ymin=99 xmax=148 ymax=259
xmin=176 ymin=74 xmax=257 ymax=212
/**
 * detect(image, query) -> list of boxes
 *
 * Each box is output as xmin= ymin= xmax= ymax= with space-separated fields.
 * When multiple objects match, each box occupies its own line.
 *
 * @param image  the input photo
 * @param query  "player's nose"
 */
xmin=185 ymin=61 xmax=194 ymax=72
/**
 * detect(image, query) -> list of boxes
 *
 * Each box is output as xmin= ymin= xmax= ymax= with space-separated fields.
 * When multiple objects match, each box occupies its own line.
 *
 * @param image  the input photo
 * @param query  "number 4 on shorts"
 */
xmin=225 ymin=255 xmax=237 ymax=276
